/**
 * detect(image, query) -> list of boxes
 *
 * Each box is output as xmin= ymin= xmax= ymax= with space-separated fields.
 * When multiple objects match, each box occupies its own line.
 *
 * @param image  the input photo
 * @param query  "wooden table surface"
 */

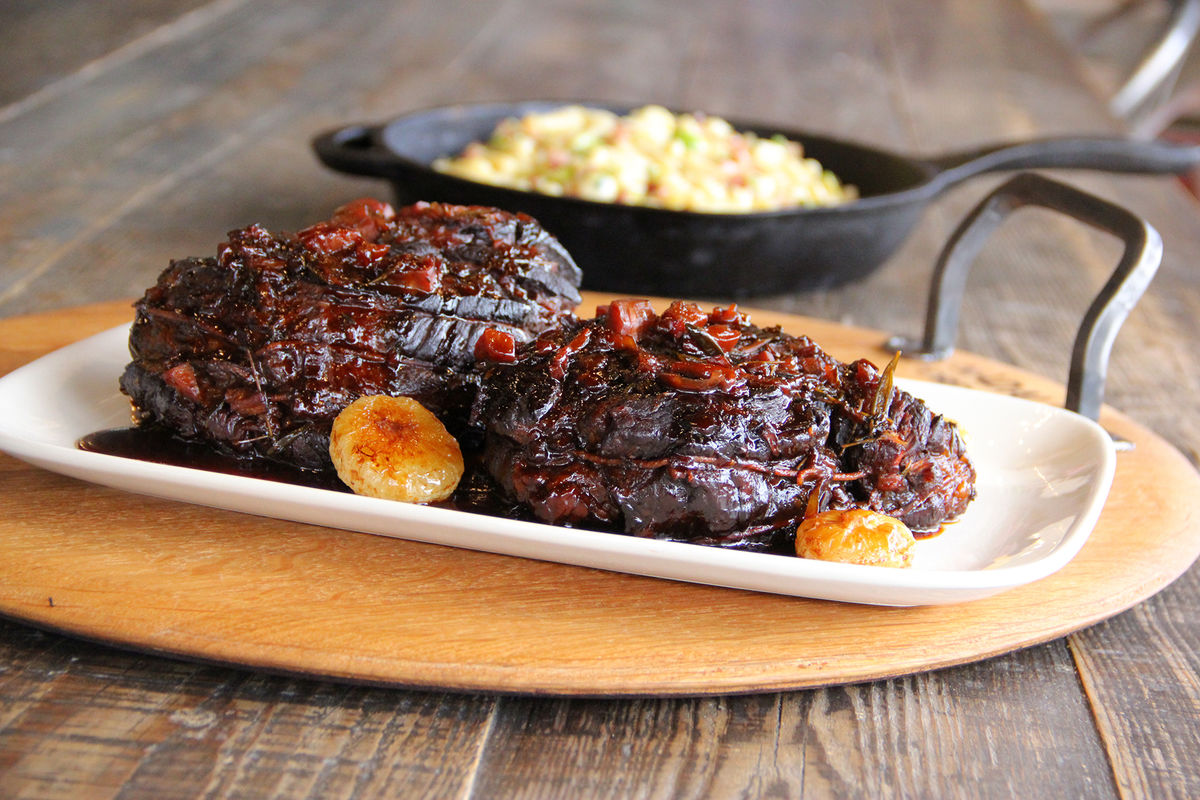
xmin=2 ymin=0 xmax=1199 ymax=797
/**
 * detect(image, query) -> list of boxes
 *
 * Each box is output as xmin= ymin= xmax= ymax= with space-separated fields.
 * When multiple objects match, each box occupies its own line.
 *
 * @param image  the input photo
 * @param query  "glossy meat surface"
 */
xmin=121 ymin=199 xmax=582 ymax=470
xmin=472 ymin=299 xmax=975 ymax=550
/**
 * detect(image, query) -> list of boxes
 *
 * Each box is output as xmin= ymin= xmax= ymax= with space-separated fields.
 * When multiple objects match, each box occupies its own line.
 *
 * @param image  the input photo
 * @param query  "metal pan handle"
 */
xmin=926 ymin=136 xmax=1200 ymax=191
xmin=312 ymin=123 xmax=399 ymax=178
xmin=887 ymin=172 xmax=1162 ymax=422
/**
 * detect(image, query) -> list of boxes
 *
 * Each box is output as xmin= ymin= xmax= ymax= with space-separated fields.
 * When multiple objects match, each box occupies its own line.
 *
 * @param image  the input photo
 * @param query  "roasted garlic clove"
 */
xmin=329 ymin=395 xmax=464 ymax=503
xmin=795 ymin=508 xmax=916 ymax=568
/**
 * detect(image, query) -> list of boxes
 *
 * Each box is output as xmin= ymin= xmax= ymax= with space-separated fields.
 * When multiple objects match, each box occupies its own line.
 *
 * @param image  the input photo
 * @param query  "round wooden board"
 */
xmin=1 ymin=297 xmax=1198 ymax=697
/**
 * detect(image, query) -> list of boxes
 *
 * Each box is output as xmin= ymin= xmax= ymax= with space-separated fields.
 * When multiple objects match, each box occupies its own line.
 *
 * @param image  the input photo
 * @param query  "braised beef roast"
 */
xmin=121 ymin=199 xmax=582 ymax=471
xmin=120 ymin=199 xmax=974 ymax=551
xmin=471 ymin=299 xmax=975 ymax=551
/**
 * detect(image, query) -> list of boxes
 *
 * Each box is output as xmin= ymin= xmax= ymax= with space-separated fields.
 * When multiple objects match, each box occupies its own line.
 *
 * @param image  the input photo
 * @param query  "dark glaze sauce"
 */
xmin=74 ymin=426 xmax=798 ymax=552
xmin=76 ymin=427 xmax=929 ymax=553
xmin=78 ymin=427 xmax=351 ymax=491
xmin=76 ymin=425 xmax=533 ymax=519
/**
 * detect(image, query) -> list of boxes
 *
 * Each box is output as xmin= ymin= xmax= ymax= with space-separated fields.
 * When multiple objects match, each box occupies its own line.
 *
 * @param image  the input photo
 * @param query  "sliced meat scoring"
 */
xmin=121 ymin=198 xmax=582 ymax=471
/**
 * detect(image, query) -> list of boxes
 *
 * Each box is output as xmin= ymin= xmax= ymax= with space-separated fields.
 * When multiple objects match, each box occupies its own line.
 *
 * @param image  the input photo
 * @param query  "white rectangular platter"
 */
xmin=0 ymin=324 xmax=1116 ymax=606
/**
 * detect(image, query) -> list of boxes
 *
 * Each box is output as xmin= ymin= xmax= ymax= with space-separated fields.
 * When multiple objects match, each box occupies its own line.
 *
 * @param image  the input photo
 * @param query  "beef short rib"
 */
xmin=471 ymin=299 xmax=975 ymax=551
xmin=121 ymin=199 xmax=582 ymax=470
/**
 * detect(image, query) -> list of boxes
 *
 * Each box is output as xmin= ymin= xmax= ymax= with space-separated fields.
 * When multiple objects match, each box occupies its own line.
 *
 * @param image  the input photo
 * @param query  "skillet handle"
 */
xmin=928 ymin=136 xmax=1200 ymax=190
xmin=312 ymin=123 xmax=397 ymax=177
xmin=886 ymin=172 xmax=1162 ymax=422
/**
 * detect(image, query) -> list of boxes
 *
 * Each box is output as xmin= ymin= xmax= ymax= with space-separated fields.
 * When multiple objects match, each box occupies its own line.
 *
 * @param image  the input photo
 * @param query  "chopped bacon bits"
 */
xmin=162 ymin=363 xmax=203 ymax=404
xmin=604 ymin=298 xmax=656 ymax=339
xmin=296 ymin=222 xmax=363 ymax=254
xmin=704 ymin=324 xmax=741 ymax=352
xmin=658 ymin=300 xmax=710 ymax=336
xmin=395 ymin=263 xmax=441 ymax=293
xmin=331 ymin=197 xmax=396 ymax=242
xmin=549 ymin=327 xmax=593 ymax=378
xmin=475 ymin=328 xmax=518 ymax=363
xmin=708 ymin=304 xmax=745 ymax=325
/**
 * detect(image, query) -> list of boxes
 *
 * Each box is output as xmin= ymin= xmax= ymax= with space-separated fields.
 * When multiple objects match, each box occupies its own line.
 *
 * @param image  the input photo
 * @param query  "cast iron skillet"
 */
xmin=313 ymin=101 xmax=1200 ymax=297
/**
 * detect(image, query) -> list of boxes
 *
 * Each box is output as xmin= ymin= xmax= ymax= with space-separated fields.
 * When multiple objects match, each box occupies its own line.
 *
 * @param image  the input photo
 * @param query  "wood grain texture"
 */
xmin=2 ymin=0 xmax=1199 ymax=796
xmin=1073 ymin=569 xmax=1200 ymax=799
xmin=0 ymin=627 xmax=500 ymax=798
xmin=0 ymin=628 xmax=1121 ymax=800
xmin=0 ymin=298 xmax=1196 ymax=698
xmin=0 ymin=0 xmax=226 ymax=111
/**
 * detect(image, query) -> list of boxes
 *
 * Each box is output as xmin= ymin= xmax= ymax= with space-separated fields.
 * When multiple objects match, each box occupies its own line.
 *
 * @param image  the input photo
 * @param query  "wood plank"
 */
xmin=0 ymin=0 xmax=709 ymax=318
xmin=1073 ymin=569 xmax=1200 ymax=799
xmin=0 ymin=0 xmax=223 ymax=110
xmin=469 ymin=666 xmax=1119 ymax=798
xmin=0 ymin=621 xmax=498 ymax=799
xmin=0 ymin=0 xmax=452 ymax=314
xmin=807 ymin=653 xmax=1118 ymax=798
xmin=0 ymin=627 xmax=1121 ymax=800
xmin=0 ymin=622 xmax=1124 ymax=800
